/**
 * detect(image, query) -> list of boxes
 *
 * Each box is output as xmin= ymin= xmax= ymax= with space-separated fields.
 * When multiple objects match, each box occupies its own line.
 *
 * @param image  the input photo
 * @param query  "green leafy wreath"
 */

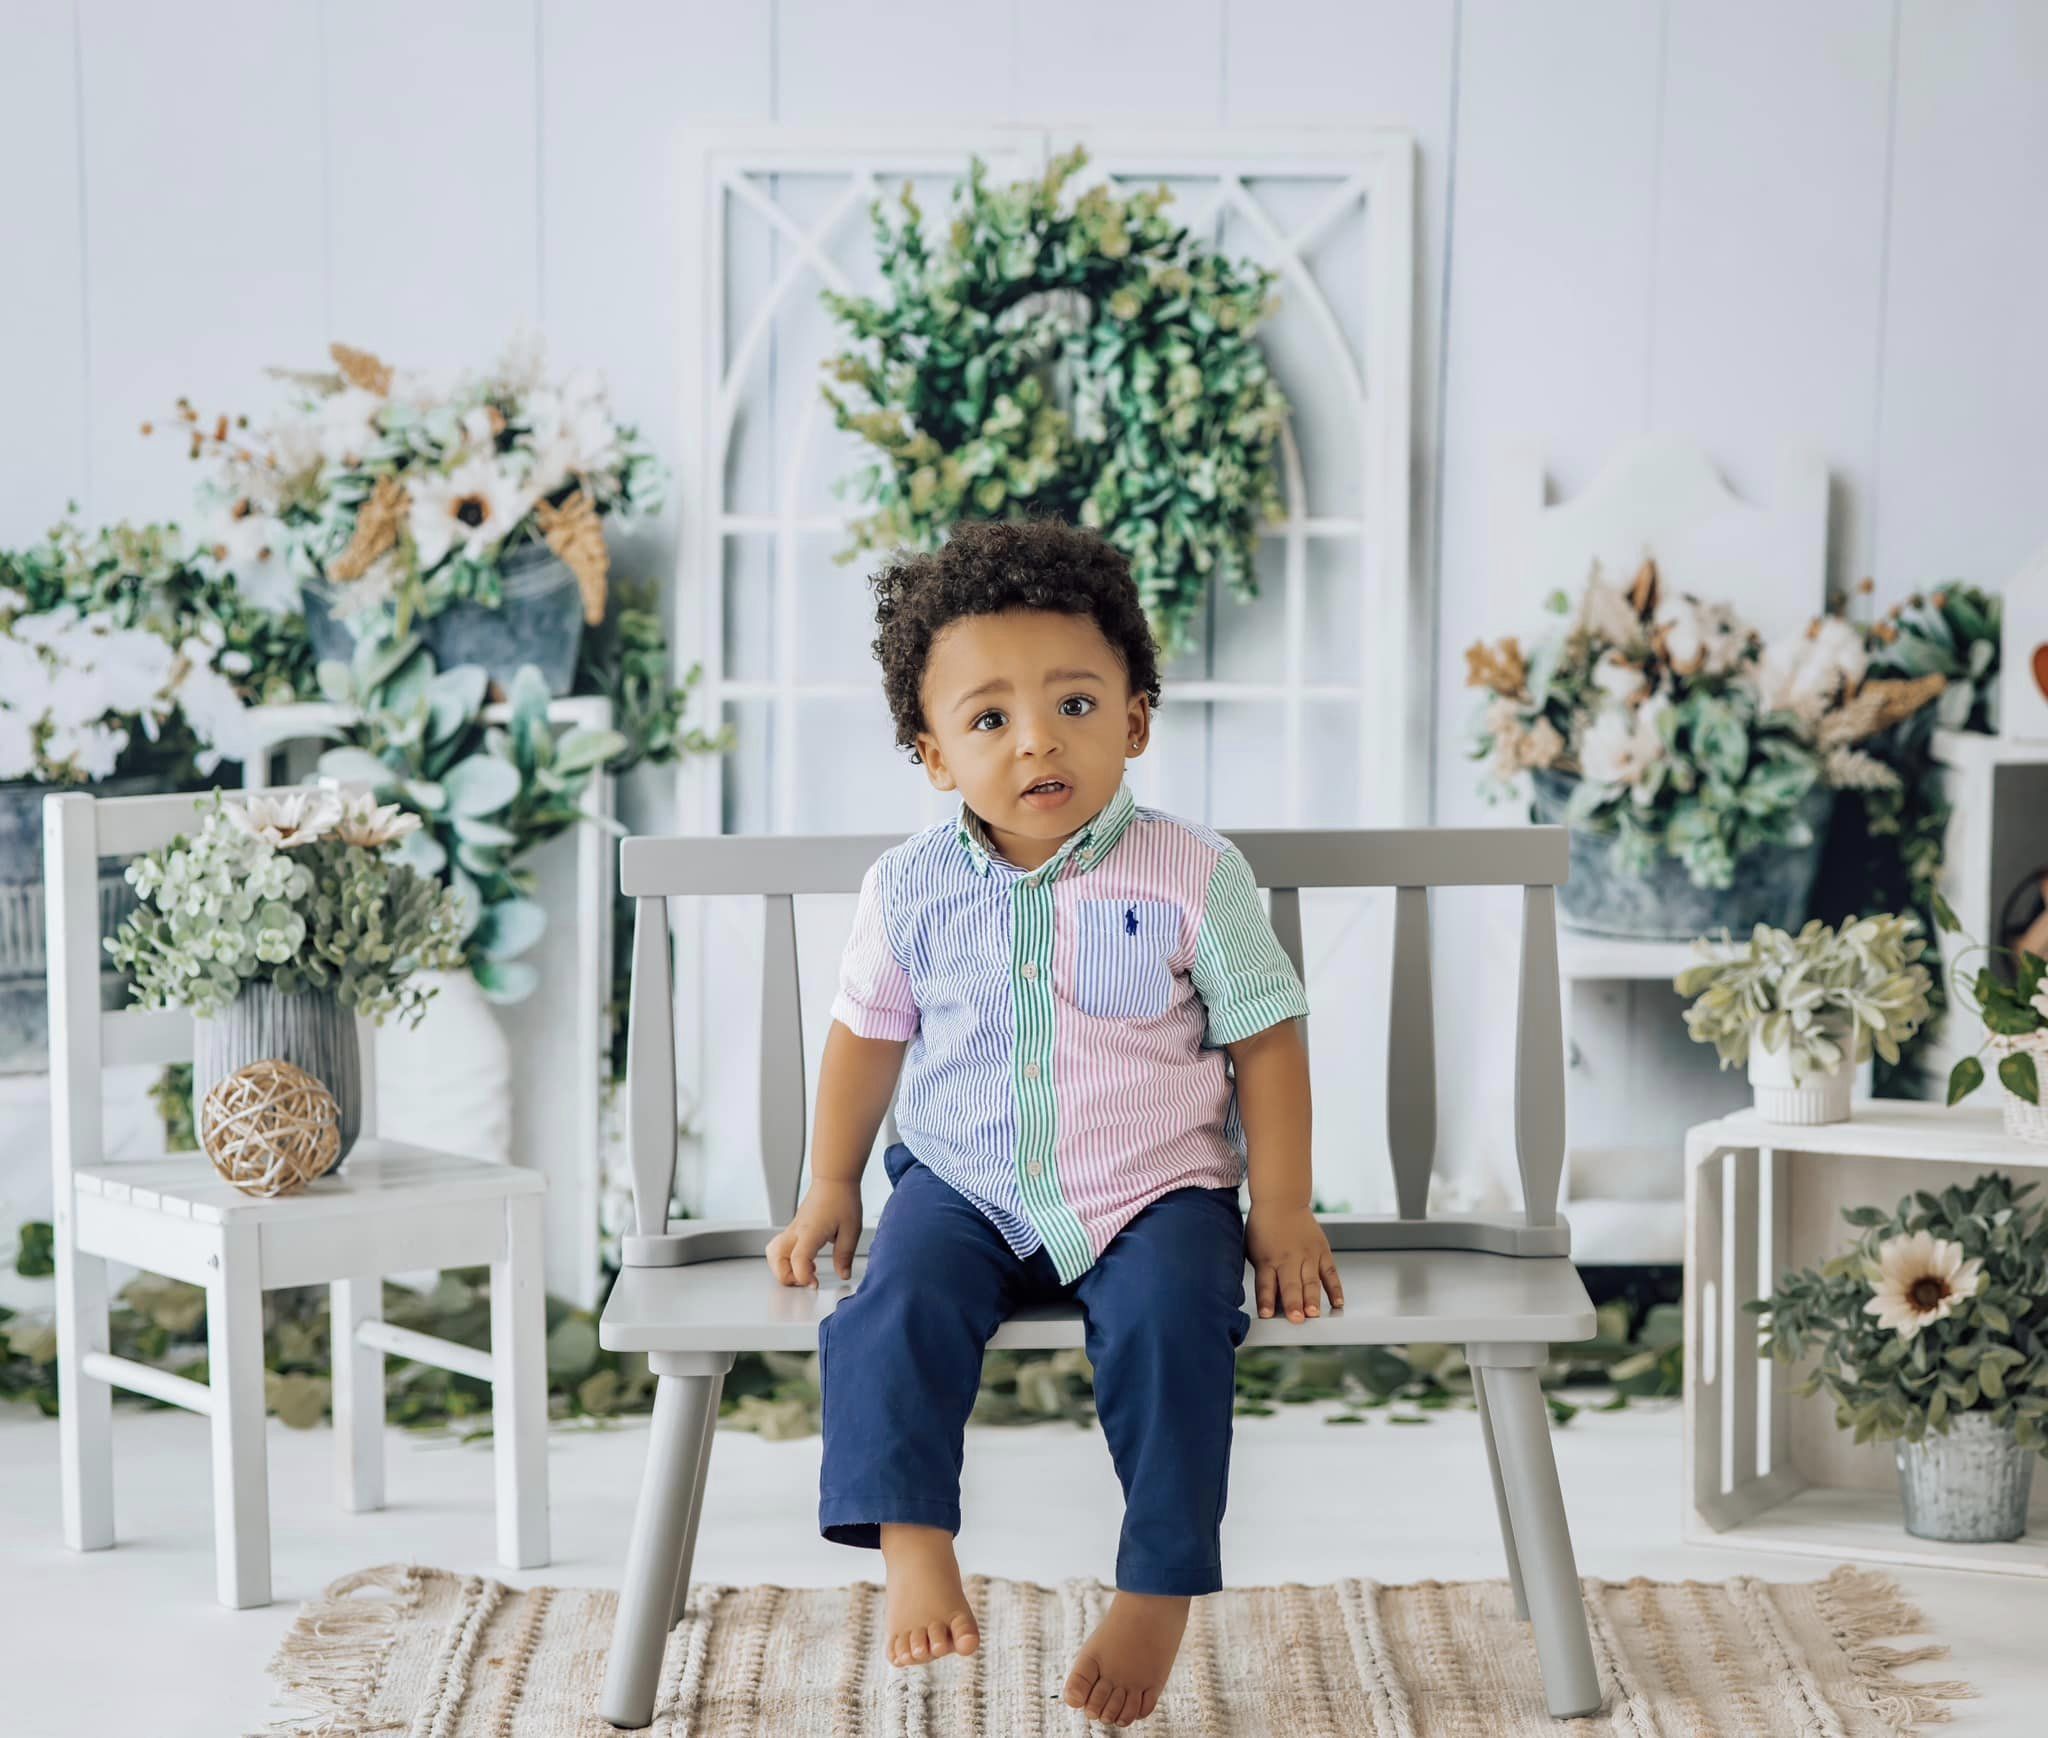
xmin=820 ymin=146 xmax=1292 ymax=657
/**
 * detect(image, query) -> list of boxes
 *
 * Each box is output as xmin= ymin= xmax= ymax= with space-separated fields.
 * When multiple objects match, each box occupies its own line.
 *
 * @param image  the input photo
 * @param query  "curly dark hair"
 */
xmin=867 ymin=517 xmax=1163 ymax=759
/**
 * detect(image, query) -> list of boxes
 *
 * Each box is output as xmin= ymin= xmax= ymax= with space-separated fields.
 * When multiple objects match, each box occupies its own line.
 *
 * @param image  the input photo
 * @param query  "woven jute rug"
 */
xmin=258 ymin=1563 xmax=1972 ymax=1737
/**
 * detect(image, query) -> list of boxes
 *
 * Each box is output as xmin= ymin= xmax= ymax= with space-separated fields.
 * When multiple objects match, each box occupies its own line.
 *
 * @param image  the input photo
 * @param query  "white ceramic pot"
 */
xmin=1747 ymin=1027 xmax=1855 ymax=1125
xmin=1988 ymin=1032 xmax=2048 ymax=1146
xmin=374 ymin=968 xmax=513 ymax=1164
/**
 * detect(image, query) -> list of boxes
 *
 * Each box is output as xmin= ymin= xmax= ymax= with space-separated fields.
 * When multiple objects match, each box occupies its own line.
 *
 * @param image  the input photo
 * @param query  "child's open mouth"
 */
xmin=1019 ymin=777 xmax=1073 ymax=811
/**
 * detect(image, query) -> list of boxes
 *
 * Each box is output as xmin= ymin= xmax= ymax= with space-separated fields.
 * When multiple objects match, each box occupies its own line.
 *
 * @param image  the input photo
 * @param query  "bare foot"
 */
xmin=878 ymin=1523 xmax=980 ymax=1668
xmin=1062 ymin=1590 xmax=1191 ymax=1727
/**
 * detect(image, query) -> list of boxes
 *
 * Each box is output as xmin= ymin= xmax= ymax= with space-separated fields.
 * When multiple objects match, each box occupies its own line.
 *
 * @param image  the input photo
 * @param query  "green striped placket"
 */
xmin=961 ymin=784 xmax=1138 ymax=1284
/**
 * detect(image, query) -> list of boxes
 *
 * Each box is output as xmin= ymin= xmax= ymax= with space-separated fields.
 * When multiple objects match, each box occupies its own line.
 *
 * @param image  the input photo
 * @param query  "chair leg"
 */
xmin=207 ymin=1225 xmax=271 ymax=1609
xmin=667 ymin=1368 xmax=726 ymax=1628
xmin=601 ymin=1371 xmax=722 ymax=1730
xmin=491 ymin=1193 xmax=550 ymax=1570
xmin=1470 ymin=1354 xmax=1599 ymax=1719
xmin=54 ymin=1228 xmax=114 ymax=1552
xmin=1468 ymin=1361 xmax=1529 ymax=1620
xmin=331 ymin=1277 xmax=384 ymax=1513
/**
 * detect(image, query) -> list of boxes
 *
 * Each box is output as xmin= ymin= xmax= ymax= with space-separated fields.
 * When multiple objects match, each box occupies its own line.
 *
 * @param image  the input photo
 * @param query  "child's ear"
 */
xmin=916 ymin=732 xmax=956 ymax=791
xmin=1124 ymin=694 xmax=1152 ymax=759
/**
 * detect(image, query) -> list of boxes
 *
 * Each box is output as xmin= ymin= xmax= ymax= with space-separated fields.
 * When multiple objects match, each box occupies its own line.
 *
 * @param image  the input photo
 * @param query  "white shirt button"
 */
xmin=1020 ymin=961 xmax=1038 ymax=980
xmin=1026 ymin=1160 xmax=1043 ymax=1177
xmin=1023 ymin=1060 xmax=1041 ymax=1079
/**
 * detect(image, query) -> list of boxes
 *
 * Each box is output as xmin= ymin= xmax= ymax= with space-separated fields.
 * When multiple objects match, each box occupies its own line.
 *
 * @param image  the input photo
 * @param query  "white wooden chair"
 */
xmin=44 ymin=786 xmax=551 ymax=1609
xmin=596 ymin=825 xmax=1602 ymax=1726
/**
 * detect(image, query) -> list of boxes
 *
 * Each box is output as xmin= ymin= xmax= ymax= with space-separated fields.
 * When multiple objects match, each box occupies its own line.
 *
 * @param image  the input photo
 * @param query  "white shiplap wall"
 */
xmin=7 ymin=0 xmax=2047 ymax=1212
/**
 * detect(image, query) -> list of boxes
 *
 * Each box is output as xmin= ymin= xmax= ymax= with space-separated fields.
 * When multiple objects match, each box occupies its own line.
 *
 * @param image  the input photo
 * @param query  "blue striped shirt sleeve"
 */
xmin=829 ymin=858 xmax=919 ymax=1041
xmin=1189 ymin=844 xmax=1309 ymax=1047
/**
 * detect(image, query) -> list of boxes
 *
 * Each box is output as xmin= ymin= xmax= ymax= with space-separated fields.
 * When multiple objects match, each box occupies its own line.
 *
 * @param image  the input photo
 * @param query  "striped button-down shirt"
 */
xmin=829 ymin=780 xmax=1309 ymax=1282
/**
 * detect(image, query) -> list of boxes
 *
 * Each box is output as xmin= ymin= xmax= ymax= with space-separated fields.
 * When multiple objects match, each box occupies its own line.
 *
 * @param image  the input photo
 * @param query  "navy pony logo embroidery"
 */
xmin=1124 ymin=905 xmax=1139 ymax=936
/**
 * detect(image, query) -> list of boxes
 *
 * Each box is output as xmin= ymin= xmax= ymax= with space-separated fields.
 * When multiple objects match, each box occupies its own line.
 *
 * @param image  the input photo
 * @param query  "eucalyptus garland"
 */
xmin=820 ymin=146 xmax=1291 ymax=657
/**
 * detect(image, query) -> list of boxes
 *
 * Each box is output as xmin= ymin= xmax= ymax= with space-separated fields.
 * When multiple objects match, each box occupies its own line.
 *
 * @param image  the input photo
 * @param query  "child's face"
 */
xmin=914 ymin=608 xmax=1150 ymax=856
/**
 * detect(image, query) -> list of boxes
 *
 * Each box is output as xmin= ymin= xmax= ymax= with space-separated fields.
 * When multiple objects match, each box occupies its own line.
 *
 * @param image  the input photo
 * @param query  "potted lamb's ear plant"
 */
xmin=107 ymin=786 xmax=467 ymax=1165
xmin=1675 ymin=913 xmax=1933 ymax=1124
xmin=1750 ymin=1172 xmax=2047 ymax=1543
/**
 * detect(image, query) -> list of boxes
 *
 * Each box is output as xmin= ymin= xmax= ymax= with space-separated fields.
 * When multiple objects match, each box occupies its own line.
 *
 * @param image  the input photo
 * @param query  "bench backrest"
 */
xmin=617 ymin=825 xmax=1569 ymax=1238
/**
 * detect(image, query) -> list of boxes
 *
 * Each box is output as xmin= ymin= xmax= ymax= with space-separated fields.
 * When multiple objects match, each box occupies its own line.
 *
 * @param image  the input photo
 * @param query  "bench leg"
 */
xmin=667 ymin=1368 xmax=725 ymax=1627
xmin=1468 ymin=1361 xmax=1528 ymax=1619
xmin=332 ymin=1277 xmax=384 ymax=1513
xmin=601 ymin=1371 xmax=721 ymax=1729
xmin=55 ymin=1233 xmax=114 ymax=1553
xmin=1469 ymin=1352 xmax=1599 ymax=1719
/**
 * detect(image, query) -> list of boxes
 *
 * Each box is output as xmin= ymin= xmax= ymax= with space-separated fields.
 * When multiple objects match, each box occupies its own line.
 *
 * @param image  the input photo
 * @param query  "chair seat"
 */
xmin=599 ymin=1241 xmax=1596 ymax=1355
xmin=73 ymin=1138 xmax=545 ymax=1224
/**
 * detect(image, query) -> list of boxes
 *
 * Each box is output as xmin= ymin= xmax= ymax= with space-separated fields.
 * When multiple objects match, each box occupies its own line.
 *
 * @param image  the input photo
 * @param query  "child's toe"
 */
xmin=950 ymin=1612 xmax=980 ymax=1656
xmin=1103 ymin=1685 xmax=1130 ymax=1725
xmin=925 ymin=1621 xmax=952 ymax=1658
xmin=1062 ymin=1653 xmax=1101 ymax=1708
xmin=1086 ymin=1675 xmax=1116 ymax=1718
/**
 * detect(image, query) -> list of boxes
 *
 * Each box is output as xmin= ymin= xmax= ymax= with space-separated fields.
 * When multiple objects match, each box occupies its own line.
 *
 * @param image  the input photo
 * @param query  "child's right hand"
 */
xmin=766 ymin=1180 xmax=863 ymax=1287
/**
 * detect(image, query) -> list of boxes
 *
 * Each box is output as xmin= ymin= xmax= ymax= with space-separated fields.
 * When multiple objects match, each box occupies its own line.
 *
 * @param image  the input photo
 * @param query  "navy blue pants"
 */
xmin=817 ymin=1142 xmax=1252 ymax=1597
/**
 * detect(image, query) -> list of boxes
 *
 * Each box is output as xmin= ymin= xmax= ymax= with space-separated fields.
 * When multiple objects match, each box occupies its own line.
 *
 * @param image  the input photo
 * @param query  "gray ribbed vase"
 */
xmin=193 ymin=981 xmax=363 ymax=1168
xmin=1896 ymin=1413 xmax=2036 ymax=1543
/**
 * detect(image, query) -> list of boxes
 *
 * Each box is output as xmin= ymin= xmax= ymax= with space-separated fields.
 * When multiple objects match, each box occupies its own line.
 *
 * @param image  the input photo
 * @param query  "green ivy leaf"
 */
xmin=1948 ymin=1056 xmax=1985 ymax=1106
xmin=1998 ymin=1050 xmax=2040 ymax=1106
xmin=1929 ymin=890 xmax=1961 ymax=934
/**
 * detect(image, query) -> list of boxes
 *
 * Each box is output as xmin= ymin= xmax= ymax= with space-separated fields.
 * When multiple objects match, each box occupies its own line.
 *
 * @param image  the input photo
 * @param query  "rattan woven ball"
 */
xmin=200 ymin=1058 xmax=342 ymax=1197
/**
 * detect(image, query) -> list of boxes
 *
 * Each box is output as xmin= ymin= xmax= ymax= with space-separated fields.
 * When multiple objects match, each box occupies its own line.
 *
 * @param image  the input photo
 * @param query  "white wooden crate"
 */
xmin=1684 ymin=1102 xmax=2048 ymax=1576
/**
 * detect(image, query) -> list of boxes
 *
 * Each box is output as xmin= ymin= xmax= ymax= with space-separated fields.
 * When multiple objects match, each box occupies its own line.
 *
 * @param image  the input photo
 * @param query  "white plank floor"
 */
xmin=1 ymin=1398 xmax=2041 ymax=1735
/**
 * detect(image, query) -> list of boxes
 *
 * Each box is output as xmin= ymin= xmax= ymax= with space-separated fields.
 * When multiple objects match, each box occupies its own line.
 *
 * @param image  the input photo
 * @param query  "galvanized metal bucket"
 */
xmin=1896 ymin=1412 xmax=2036 ymax=1543
xmin=1528 ymin=770 xmax=1833 ymax=942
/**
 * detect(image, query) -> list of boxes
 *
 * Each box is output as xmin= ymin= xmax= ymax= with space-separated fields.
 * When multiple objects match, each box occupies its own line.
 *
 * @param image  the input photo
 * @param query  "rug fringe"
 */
xmin=1810 ymin=1565 xmax=1977 ymax=1733
xmin=249 ymin=1562 xmax=425 ymax=1738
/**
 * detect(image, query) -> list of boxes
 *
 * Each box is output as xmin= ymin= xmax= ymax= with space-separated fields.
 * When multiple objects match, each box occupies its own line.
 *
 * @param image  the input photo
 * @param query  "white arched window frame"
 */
xmin=669 ymin=126 xmax=1420 ymax=1220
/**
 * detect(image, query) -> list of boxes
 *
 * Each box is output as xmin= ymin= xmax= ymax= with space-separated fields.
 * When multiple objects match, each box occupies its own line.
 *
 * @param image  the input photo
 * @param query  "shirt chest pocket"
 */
xmin=1069 ymin=898 xmax=1181 ymax=1020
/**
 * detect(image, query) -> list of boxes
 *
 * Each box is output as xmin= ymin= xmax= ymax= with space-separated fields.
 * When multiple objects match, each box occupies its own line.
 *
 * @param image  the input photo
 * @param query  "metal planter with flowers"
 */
xmin=1469 ymin=560 xmax=1947 ymax=940
xmin=167 ymin=337 xmax=667 ymax=696
xmin=1751 ymin=1175 xmax=2048 ymax=1543
xmin=107 ymin=787 xmax=467 ymax=1169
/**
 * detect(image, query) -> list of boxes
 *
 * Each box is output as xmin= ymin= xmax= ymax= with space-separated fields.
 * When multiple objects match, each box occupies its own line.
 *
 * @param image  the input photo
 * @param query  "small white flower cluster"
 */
xmin=0 ymin=587 xmax=257 ymax=784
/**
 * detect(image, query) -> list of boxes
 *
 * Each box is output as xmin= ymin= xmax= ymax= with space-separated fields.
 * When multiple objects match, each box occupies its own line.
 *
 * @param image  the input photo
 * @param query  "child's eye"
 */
xmin=1059 ymin=695 xmax=1097 ymax=717
xmin=972 ymin=710 xmax=1006 ymax=732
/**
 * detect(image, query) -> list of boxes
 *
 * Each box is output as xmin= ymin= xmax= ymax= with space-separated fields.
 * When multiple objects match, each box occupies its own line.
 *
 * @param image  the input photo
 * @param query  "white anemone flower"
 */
xmin=1580 ymin=697 xmax=1667 ymax=790
xmin=334 ymin=792 xmax=421 ymax=849
xmin=1863 ymin=1230 xmax=1983 ymax=1341
xmin=410 ymin=457 xmax=532 ymax=570
xmin=224 ymin=788 xmax=344 ymax=850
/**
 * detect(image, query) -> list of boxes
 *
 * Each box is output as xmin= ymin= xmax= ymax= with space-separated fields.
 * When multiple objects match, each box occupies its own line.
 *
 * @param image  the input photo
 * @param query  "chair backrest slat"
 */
xmin=619 ymin=825 xmax=1568 ymax=1235
xmin=1386 ymin=886 xmax=1437 ymax=1220
xmin=760 ymin=891 xmax=807 ymax=1227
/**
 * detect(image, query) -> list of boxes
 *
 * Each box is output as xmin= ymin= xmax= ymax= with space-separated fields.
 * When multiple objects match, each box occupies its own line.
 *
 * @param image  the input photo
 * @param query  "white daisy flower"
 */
xmin=224 ymin=788 xmax=344 ymax=850
xmin=409 ymin=457 xmax=533 ymax=570
xmin=1863 ymin=1230 xmax=1983 ymax=1341
xmin=333 ymin=792 xmax=421 ymax=849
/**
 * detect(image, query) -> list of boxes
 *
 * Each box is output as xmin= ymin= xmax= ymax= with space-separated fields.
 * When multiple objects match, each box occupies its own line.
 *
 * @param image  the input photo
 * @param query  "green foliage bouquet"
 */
xmin=1466 ymin=561 xmax=1946 ymax=890
xmin=1675 ymin=913 xmax=1934 ymax=1084
xmin=821 ymin=145 xmax=1290 ymax=657
xmin=1751 ymin=1172 xmax=2048 ymax=1454
xmin=109 ymin=787 xmax=466 ymax=1024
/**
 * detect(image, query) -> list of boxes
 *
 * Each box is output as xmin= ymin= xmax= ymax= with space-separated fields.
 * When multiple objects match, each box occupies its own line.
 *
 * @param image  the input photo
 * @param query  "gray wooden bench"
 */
xmin=596 ymin=825 xmax=1602 ymax=1726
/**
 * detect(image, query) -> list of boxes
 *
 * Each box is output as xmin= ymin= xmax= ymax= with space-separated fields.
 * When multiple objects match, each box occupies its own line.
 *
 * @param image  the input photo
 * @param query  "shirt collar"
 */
xmin=955 ymin=779 xmax=1137 ymax=884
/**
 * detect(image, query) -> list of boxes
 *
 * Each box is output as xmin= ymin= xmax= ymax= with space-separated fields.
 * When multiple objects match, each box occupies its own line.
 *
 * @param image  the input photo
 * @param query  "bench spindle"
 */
xmin=627 ymin=895 xmax=678 ymax=1241
xmin=1387 ymin=885 xmax=1437 ymax=1221
xmin=760 ymin=891 xmax=807 ymax=1227
xmin=1513 ymin=882 xmax=1565 ymax=1228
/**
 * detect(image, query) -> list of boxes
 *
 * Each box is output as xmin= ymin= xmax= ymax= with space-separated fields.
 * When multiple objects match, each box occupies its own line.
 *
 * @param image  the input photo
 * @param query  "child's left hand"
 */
xmin=1244 ymin=1203 xmax=1343 ymax=1323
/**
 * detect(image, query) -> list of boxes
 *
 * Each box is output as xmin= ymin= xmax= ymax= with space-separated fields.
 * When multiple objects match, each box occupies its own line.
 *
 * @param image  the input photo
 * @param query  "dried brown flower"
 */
xmin=537 ymin=490 xmax=609 ymax=625
xmin=1464 ymin=636 xmax=1527 ymax=697
xmin=1816 ymin=674 xmax=1947 ymax=747
xmin=329 ymin=342 xmax=393 ymax=396
xmin=1627 ymin=556 xmax=1660 ymax=618
xmin=329 ymin=476 xmax=408 ymax=582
